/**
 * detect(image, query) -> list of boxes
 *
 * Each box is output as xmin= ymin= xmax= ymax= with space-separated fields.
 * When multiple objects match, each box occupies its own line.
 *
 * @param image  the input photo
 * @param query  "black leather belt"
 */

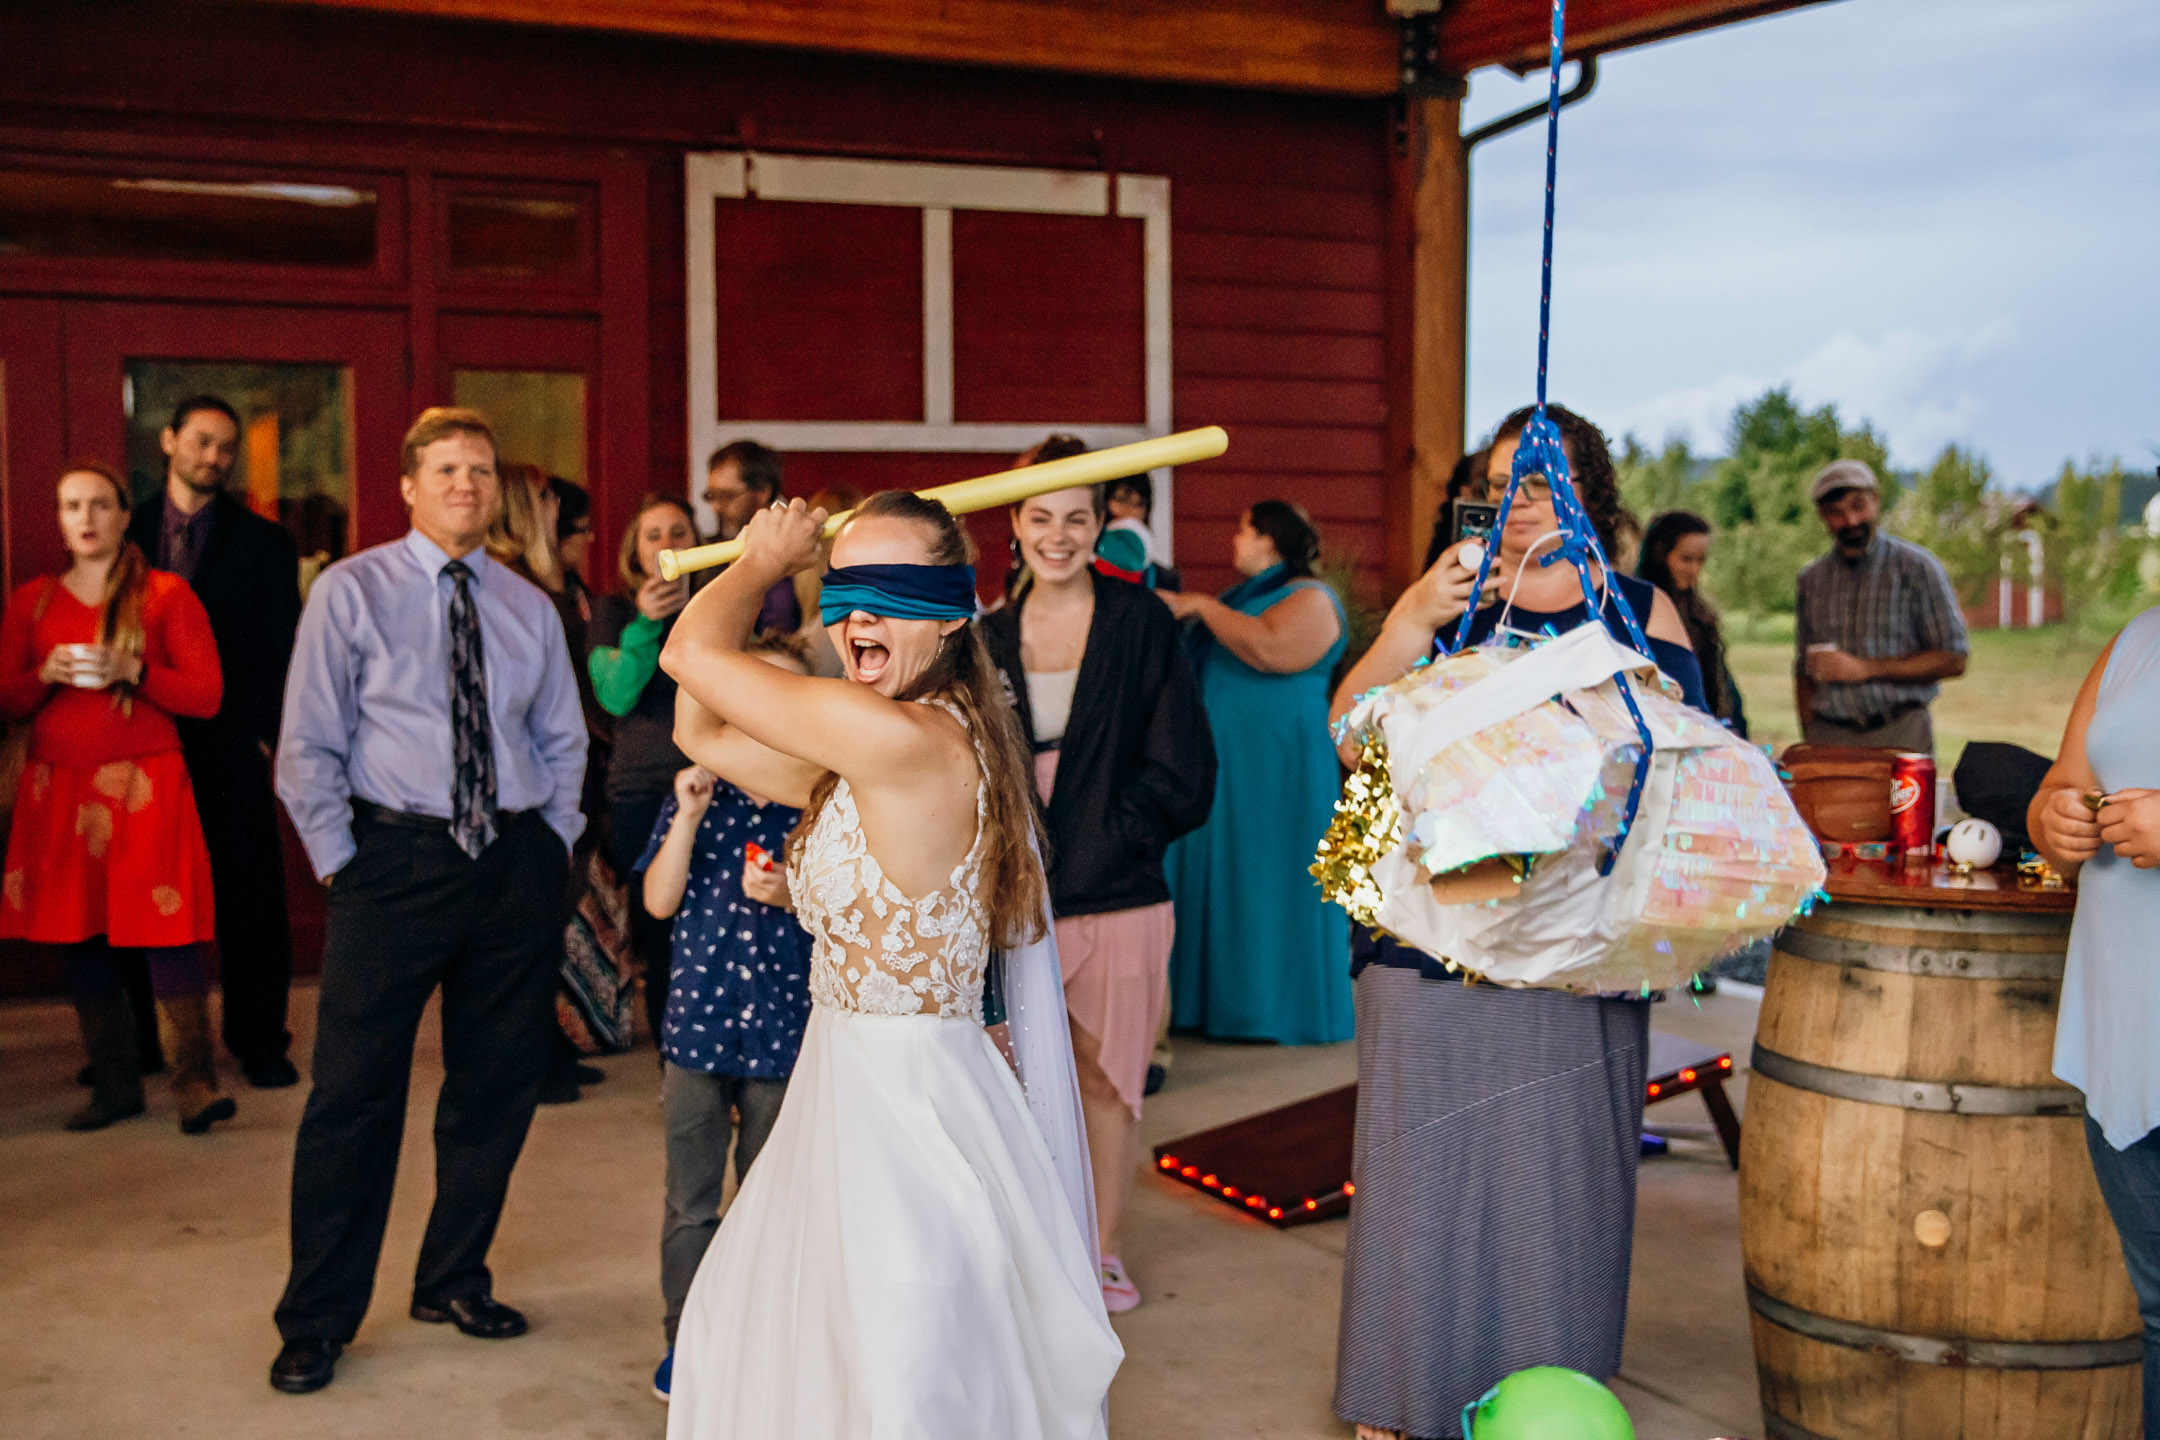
xmin=351 ymin=799 xmax=536 ymax=831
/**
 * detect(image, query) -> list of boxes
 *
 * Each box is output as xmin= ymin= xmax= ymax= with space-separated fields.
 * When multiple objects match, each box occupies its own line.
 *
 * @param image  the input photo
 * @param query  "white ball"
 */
xmin=1946 ymin=818 xmax=2003 ymax=869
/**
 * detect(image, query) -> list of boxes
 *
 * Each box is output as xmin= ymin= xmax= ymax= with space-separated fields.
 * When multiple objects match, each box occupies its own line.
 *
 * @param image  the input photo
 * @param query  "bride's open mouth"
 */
xmin=849 ymin=636 xmax=892 ymax=683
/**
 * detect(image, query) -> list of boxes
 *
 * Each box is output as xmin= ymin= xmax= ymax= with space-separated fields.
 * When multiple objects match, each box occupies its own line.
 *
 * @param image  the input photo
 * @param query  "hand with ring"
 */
xmin=739 ymin=497 xmax=831 ymax=581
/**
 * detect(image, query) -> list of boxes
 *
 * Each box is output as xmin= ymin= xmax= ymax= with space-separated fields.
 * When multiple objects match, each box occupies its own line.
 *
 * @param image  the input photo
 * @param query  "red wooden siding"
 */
xmin=1169 ymin=176 xmax=1388 ymax=597
xmin=780 ymin=451 xmax=1014 ymax=604
xmin=952 ymin=210 xmax=1145 ymax=424
xmin=0 ymin=2 xmax=1392 ymax=602
xmin=714 ymin=198 xmax=923 ymax=422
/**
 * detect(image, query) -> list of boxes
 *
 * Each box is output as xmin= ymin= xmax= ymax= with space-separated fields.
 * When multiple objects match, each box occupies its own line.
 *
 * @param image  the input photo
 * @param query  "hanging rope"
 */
xmin=1441 ymin=0 xmax=1658 ymax=874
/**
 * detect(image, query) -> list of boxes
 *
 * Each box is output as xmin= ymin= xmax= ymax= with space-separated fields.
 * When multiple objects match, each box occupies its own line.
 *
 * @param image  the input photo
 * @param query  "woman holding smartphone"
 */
xmin=0 ymin=464 xmax=232 ymax=1133
xmin=1325 ymin=406 xmax=1700 ymax=1440
xmin=589 ymin=492 xmax=700 ymax=1042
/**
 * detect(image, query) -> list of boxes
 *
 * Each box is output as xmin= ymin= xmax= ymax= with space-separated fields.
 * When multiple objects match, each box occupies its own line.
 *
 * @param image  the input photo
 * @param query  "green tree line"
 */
xmin=1617 ymin=387 xmax=2155 ymax=636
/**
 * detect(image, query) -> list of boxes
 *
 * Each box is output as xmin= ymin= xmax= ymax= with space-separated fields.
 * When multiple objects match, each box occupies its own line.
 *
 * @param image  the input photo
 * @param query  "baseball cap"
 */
xmin=1810 ymin=459 xmax=1879 ymax=504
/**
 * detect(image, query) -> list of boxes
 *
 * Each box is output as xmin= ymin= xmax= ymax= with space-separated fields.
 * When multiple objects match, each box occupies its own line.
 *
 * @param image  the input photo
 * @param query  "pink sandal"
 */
xmin=1100 ymin=1254 xmax=1141 ymax=1314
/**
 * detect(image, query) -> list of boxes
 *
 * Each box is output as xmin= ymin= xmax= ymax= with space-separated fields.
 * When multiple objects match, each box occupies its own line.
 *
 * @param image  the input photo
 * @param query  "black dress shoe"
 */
xmin=243 ymin=1056 xmax=301 ymax=1089
xmin=270 ymin=1337 xmax=341 ymax=1394
xmin=410 ymin=1294 xmax=528 ymax=1338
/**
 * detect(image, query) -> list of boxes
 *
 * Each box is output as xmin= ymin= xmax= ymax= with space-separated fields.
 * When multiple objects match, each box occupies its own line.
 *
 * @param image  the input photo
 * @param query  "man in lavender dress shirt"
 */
xmin=268 ymin=407 xmax=585 ymax=1395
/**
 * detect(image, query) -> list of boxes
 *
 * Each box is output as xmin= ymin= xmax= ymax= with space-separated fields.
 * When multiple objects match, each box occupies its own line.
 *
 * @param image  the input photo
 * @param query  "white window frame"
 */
xmin=685 ymin=151 xmax=1175 ymax=559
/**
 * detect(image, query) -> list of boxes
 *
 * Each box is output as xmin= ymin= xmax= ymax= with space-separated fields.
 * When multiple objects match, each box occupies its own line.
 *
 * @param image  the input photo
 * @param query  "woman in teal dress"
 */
xmin=1162 ymin=500 xmax=1352 ymax=1044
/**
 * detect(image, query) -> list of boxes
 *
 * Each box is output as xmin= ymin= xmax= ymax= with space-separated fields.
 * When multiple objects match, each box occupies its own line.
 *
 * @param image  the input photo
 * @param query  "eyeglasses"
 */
xmin=1480 ymin=476 xmax=1553 ymax=504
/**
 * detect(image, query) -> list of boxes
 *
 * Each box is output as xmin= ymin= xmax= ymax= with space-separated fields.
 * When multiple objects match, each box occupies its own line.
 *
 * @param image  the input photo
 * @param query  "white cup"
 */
xmin=59 ymin=643 xmax=109 ymax=689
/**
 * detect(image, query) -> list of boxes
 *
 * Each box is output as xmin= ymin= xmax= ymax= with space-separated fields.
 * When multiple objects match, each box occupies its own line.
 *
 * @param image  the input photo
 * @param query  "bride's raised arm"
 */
xmin=660 ymin=499 xmax=961 ymax=791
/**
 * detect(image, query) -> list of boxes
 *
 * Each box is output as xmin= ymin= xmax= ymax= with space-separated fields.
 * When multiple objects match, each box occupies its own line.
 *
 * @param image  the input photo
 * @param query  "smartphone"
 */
xmin=1450 ymin=499 xmax=1499 ymax=552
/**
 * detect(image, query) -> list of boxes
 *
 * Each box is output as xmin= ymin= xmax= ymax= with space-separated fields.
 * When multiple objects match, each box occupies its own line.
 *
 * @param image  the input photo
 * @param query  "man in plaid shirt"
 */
xmin=1794 ymin=458 xmax=1969 ymax=754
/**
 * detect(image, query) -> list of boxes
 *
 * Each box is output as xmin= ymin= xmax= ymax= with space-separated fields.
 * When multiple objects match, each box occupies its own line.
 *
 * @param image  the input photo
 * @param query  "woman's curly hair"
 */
xmin=1489 ymin=403 xmax=1635 ymax=560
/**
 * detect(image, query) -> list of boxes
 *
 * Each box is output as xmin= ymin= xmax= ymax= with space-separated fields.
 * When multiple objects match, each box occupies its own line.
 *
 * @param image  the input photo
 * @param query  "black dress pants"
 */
xmin=274 ymin=809 xmax=568 ymax=1345
xmin=183 ymin=735 xmax=295 ymax=1066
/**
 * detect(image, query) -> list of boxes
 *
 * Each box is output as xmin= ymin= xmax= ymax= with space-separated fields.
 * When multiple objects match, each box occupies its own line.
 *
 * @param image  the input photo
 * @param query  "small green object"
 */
xmin=1461 ymin=1367 xmax=1634 ymax=1440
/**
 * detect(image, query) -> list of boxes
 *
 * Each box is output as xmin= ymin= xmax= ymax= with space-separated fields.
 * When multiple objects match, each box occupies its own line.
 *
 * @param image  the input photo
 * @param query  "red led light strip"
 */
xmin=1154 ymin=1050 xmax=1732 ymax=1228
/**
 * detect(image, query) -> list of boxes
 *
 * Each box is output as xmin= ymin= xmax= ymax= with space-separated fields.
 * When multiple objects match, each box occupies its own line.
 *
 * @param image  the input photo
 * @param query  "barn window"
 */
xmin=685 ymin=153 xmax=1172 ymax=561
xmin=0 ymin=166 xmax=377 ymax=268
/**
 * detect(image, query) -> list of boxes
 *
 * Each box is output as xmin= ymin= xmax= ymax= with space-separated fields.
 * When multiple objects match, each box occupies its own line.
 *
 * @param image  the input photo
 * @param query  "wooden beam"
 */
xmin=245 ymin=0 xmax=1405 ymax=95
xmin=1386 ymin=93 xmax=1468 ymax=593
xmin=1435 ymin=0 xmax=1842 ymax=75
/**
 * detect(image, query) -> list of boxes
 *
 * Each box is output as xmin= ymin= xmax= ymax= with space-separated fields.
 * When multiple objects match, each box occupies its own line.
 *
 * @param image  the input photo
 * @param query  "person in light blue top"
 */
xmin=269 ymin=407 xmax=586 ymax=1397
xmin=2031 ymin=603 xmax=2160 ymax=1432
xmin=1161 ymin=500 xmax=1351 ymax=1045
xmin=278 ymin=522 xmax=587 ymax=877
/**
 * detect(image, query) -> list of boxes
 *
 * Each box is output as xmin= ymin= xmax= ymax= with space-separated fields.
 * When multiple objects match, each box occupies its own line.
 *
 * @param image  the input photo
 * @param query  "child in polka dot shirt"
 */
xmin=635 ymin=636 xmax=814 ymax=1395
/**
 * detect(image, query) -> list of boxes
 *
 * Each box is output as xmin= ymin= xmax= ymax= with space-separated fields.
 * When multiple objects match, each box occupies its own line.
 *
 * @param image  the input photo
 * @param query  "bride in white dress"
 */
xmin=658 ymin=489 xmax=1122 ymax=1439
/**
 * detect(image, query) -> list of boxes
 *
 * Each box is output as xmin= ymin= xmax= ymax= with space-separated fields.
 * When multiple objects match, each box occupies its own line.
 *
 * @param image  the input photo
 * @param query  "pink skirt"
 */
xmin=1035 ymin=750 xmax=1175 ymax=1118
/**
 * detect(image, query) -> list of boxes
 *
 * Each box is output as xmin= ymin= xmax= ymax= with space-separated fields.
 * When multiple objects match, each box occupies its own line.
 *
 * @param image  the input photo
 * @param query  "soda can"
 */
xmin=1889 ymin=751 xmax=1937 ymax=864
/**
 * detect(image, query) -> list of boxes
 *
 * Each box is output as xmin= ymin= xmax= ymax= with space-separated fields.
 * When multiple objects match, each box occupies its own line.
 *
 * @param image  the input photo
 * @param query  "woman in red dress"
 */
xmin=0 ymin=463 xmax=231 ymax=1133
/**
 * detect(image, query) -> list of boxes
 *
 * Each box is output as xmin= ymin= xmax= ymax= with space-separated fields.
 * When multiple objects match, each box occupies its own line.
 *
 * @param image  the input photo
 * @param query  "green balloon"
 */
xmin=1463 ymin=1367 xmax=1634 ymax=1440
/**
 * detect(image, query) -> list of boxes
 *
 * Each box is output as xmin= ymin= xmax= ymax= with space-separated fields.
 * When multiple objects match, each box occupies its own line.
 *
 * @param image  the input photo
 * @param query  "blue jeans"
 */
xmin=2085 ymin=1116 xmax=2160 ymax=1433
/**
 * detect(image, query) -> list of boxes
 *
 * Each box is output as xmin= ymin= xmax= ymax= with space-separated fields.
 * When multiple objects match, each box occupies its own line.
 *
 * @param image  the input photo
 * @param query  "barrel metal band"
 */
xmin=1746 ymin=1284 xmax=2140 ymax=1370
xmin=1776 ymin=926 xmax=2065 ymax=980
xmin=1762 ymin=1414 xmax=1842 ymax=1440
xmin=1750 ymin=1044 xmax=2085 ymax=1117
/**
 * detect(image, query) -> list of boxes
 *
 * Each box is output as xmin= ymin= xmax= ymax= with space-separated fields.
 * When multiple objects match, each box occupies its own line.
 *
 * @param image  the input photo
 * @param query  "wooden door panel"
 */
xmin=60 ymin=301 xmax=409 ymax=550
xmin=0 ymin=298 xmax=69 ymax=595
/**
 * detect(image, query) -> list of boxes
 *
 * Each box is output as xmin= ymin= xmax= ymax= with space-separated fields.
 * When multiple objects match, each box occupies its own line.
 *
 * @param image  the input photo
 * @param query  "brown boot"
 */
xmin=66 ymin=989 xmax=146 ymax=1131
xmin=157 ymin=994 xmax=237 ymax=1135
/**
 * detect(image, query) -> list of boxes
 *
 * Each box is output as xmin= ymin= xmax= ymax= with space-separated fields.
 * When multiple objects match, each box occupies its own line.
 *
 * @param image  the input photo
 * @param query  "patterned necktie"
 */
xmin=443 ymin=559 xmax=498 ymax=858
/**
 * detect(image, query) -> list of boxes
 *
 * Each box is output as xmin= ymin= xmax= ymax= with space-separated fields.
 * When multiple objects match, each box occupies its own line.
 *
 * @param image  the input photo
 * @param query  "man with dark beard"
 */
xmin=125 ymin=395 xmax=304 ymax=1086
xmin=1793 ymin=458 xmax=1968 ymax=753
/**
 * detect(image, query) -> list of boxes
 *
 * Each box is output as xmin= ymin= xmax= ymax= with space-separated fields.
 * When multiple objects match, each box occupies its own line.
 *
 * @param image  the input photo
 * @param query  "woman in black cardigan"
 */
xmin=980 ymin=476 xmax=1215 ymax=1315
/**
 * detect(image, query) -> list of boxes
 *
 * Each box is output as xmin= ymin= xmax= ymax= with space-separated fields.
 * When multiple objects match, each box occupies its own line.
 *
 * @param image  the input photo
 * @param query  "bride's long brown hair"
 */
xmin=786 ymin=489 xmax=1048 ymax=949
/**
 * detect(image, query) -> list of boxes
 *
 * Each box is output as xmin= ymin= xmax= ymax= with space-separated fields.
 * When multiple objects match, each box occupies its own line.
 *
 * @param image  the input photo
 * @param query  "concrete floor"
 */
xmin=0 ymin=982 xmax=1767 ymax=1439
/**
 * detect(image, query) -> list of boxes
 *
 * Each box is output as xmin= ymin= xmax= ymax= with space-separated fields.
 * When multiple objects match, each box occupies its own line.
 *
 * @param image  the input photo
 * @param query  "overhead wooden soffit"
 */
xmin=244 ymin=0 xmax=1840 ymax=95
xmin=242 ymin=0 xmax=1404 ymax=94
xmin=1434 ymin=0 xmax=1842 ymax=76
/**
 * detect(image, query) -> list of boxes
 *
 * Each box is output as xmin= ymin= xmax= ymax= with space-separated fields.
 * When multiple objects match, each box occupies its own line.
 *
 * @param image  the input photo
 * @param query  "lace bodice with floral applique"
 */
xmin=795 ymin=722 xmax=992 ymax=1021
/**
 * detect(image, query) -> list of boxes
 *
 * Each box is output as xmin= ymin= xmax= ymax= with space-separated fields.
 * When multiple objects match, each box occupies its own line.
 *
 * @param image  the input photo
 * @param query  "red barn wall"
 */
xmin=4 ymin=1 xmax=1392 ymax=602
xmin=4 ymin=19 xmax=1394 ymax=574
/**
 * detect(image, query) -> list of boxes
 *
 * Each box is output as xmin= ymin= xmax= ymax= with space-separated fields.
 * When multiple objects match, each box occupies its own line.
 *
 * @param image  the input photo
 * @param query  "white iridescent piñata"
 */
xmin=1317 ymin=622 xmax=1824 ymax=994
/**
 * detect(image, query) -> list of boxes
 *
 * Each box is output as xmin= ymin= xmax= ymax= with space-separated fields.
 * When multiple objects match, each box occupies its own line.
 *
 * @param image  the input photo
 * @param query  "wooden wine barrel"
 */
xmin=1739 ymin=864 xmax=2141 ymax=1440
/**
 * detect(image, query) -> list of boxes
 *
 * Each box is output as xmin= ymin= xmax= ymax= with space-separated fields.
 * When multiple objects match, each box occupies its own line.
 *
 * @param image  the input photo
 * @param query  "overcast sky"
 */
xmin=1461 ymin=0 xmax=2159 ymax=486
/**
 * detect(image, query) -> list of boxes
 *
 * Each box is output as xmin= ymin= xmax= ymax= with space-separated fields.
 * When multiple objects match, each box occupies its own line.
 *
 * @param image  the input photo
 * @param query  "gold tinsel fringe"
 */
xmin=1310 ymin=735 xmax=1401 ymax=929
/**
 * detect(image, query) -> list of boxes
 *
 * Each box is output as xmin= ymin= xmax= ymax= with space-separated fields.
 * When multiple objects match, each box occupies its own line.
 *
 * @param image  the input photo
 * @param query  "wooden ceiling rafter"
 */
xmin=244 ymin=0 xmax=1841 ymax=96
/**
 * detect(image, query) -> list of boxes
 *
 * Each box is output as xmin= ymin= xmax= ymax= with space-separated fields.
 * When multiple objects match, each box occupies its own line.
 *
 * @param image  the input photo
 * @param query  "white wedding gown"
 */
xmin=667 ymin=759 xmax=1123 ymax=1440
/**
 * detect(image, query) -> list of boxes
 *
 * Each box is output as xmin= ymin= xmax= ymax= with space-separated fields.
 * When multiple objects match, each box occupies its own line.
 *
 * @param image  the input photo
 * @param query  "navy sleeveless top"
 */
xmin=1458 ymin=571 xmax=1707 ymax=711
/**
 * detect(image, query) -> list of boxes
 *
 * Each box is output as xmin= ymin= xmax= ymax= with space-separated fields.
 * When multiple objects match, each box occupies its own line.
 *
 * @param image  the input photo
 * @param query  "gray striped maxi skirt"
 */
xmin=1334 ymin=960 xmax=1650 ymax=1439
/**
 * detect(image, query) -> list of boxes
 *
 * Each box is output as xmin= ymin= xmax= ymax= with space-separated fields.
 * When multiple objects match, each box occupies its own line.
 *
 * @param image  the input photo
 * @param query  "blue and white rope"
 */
xmin=1440 ymin=0 xmax=1656 ymax=876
